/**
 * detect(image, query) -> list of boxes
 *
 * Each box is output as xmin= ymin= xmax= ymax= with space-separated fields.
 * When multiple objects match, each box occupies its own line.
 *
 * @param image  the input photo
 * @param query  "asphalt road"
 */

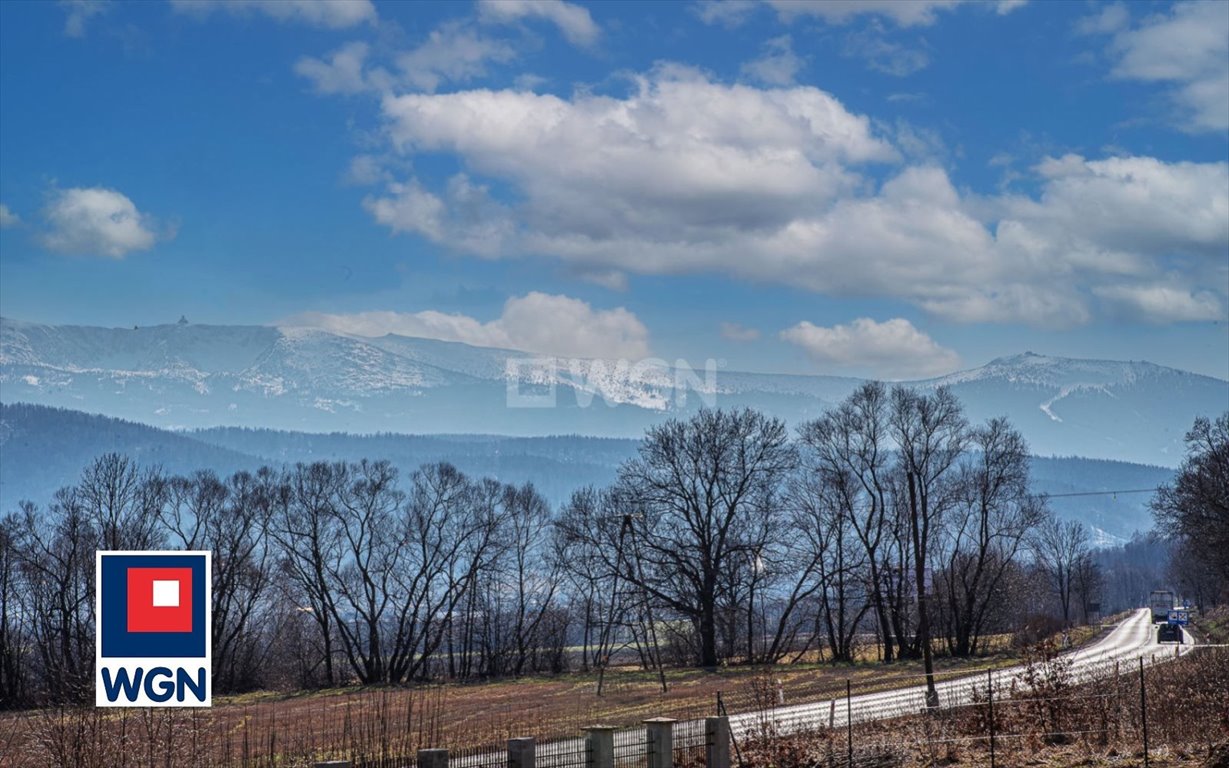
xmin=717 ymin=608 xmax=1193 ymax=741
xmin=531 ymin=608 xmax=1193 ymax=766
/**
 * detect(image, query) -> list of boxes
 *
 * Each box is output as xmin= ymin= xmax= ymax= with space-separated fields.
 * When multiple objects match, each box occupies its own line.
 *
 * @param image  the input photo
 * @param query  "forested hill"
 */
xmin=0 ymin=402 xmax=264 ymax=507
xmin=0 ymin=403 xmax=635 ymax=511
xmin=1027 ymin=455 xmax=1175 ymax=545
xmin=0 ymin=402 xmax=1172 ymax=540
xmin=189 ymin=425 xmax=639 ymax=506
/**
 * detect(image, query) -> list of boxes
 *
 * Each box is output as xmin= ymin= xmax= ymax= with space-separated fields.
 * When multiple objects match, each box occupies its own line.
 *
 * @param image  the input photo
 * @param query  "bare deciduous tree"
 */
xmin=387 ymin=464 xmax=503 ymax=683
xmin=939 ymin=418 xmax=1046 ymax=656
xmin=790 ymin=443 xmax=870 ymax=663
xmin=0 ymin=514 xmax=27 ymax=706
xmin=798 ymin=382 xmax=901 ymax=662
xmin=891 ymin=385 xmax=967 ymax=706
xmin=272 ymin=461 xmax=348 ymax=687
xmin=159 ymin=469 xmax=283 ymax=691
xmin=552 ymin=487 xmax=614 ymax=672
xmin=78 ymin=453 xmax=165 ymax=551
xmin=1032 ymin=516 xmax=1091 ymax=626
xmin=614 ymin=408 xmax=795 ymax=668
xmin=1152 ymin=413 xmax=1229 ymax=592
xmin=501 ymin=482 xmax=561 ymax=676
xmin=14 ymin=492 xmax=96 ymax=702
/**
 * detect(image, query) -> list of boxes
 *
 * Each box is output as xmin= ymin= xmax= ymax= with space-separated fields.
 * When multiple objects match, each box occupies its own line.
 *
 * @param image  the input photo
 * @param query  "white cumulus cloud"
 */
xmin=363 ymin=175 xmax=515 ymax=258
xmin=742 ymin=35 xmax=805 ymax=85
xmin=60 ymin=0 xmax=108 ymax=38
xmin=702 ymin=0 xmax=1025 ymax=28
xmin=296 ymin=23 xmax=517 ymax=95
xmin=364 ymin=179 xmax=447 ymax=241
xmin=357 ymin=67 xmax=1224 ymax=328
xmin=780 ymin=317 xmax=961 ymax=379
xmin=170 ymin=0 xmax=375 ymax=29
xmin=295 ymin=41 xmax=376 ymax=95
xmin=694 ymin=0 xmax=759 ymax=28
xmin=1083 ymin=0 xmax=1229 ymax=133
xmin=1001 ymin=154 xmax=1229 ymax=263
xmin=396 ymin=21 xmax=517 ymax=92
xmin=40 ymin=187 xmax=164 ymax=258
xmin=478 ymin=0 xmax=600 ymax=47
xmin=0 ymin=204 xmax=20 ymax=229
xmin=377 ymin=66 xmax=895 ymax=259
xmin=766 ymin=0 xmax=964 ymax=27
xmin=286 ymin=292 xmax=650 ymax=359
xmin=1093 ymin=284 xmax=1223 ymax=324
xmin=721 ymin=323 xmax=762 ymax=342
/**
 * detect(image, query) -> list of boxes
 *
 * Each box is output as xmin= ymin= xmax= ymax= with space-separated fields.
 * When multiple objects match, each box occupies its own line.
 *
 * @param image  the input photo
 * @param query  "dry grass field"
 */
xmin=0 ymin=622 xmax=1122 ymax=768
xmin=0 ymin=656 xmax=1043 ymax=766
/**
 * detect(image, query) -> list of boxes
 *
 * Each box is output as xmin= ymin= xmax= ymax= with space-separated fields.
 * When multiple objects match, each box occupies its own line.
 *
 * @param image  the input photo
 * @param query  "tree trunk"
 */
xmin=908 ymin=472 xmax=939 ymax=708
xmin=700 ymin=597 xmax=718 ymax=668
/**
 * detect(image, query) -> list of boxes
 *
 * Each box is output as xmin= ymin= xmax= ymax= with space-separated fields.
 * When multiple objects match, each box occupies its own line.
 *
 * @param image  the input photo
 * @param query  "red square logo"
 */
xmin=126 ymin=567 xmax=193 ymax=633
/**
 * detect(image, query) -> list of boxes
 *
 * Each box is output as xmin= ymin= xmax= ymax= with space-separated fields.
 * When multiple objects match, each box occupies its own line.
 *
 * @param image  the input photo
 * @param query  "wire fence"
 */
xmin=449 ymin=744 xmax=508 ymax=768
xmin=728 ymin=645 xmax=1228 ymax=768
xmin=1 ymin=630 xmax=1221 ymax=768
xmin=537 ymin=735 xmax=590 ymax=768
xmin=613 ymin=727 xmax=653 ymax=768
xmin=671 ymin=719 xmax=711 ymax=768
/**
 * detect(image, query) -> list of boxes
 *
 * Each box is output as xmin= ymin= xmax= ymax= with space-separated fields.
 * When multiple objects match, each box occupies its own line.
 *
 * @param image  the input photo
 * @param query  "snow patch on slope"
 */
xmin=1038 ymin=384 xmax=1116 ymax=423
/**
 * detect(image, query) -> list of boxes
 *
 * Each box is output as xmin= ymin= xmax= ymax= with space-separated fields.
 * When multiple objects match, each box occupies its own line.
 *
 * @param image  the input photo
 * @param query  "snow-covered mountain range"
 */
xmin=2 ymin=316 xmax=1225 ymax=466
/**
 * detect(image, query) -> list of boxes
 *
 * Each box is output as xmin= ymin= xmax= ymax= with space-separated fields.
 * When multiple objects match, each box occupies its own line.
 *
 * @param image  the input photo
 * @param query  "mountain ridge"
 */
xmin=0 ymin=402 xmax=1174 ymax=541
xmin=2 ymin=316 xmax=1225 ymax=466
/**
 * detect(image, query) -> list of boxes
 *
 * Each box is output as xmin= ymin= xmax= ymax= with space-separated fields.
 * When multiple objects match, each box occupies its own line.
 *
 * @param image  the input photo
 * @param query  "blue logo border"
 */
xmin=99 ymin=553 xmax=208 ymax=658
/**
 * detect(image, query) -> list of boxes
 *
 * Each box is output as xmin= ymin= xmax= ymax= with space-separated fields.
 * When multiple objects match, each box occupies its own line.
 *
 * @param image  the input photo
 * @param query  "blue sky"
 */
xmin=1 ymin=0 xmax=1226 ymax=380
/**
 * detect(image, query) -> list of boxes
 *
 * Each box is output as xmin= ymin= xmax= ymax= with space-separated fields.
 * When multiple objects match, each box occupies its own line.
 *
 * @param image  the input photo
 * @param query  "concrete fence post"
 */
xmin=418 ymin=748 xmax=449 ymax=768
xmin=705 ymin=716 xmax=730 ymax=768
xmin=509 ymin=737 xmax=535 ymax=768
xmin=584 ymin=726 xmax=616 ymax=768
xmin=644 ymin=717 xmax=675 ymax=768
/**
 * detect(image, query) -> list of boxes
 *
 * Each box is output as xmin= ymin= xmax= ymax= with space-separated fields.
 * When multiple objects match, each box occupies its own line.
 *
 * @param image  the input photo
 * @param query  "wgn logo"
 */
xmin=95 ymin=551 xmax=212 ymax=707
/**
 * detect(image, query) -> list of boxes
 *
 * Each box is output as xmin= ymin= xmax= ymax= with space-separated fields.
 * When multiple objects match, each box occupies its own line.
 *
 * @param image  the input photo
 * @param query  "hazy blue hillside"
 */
xmin=0 ymin=403 xmax=263 ymax=510
xmin=191 ymin=426 xmax=639 ymax=506
xmin=1028 ymin=455 xmax=1174 ymax=544
xmin=1 ymin=403 xmax=1172 ymax=539
xmin=0 ymin=403 xmax=636 ymax=510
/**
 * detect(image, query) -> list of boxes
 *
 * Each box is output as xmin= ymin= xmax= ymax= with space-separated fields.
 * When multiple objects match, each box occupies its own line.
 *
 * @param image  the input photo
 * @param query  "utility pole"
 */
xmin=908 ymin=471 xmax=939 ymax=708
xmin=595 ymin=513 xmax=667 ymax=696
xmin=625 ymin=514 xmax=668 ymax=695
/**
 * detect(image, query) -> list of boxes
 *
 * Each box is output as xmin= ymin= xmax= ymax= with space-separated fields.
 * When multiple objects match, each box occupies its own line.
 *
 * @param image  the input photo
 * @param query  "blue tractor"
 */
xmin=1157 ymin=607 xmax=1190 ymax=644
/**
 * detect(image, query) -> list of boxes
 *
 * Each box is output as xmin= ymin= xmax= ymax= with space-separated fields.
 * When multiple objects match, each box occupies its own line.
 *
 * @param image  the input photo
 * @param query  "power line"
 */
xmin=1041 ymin=488 xmax=1159 ymax=499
